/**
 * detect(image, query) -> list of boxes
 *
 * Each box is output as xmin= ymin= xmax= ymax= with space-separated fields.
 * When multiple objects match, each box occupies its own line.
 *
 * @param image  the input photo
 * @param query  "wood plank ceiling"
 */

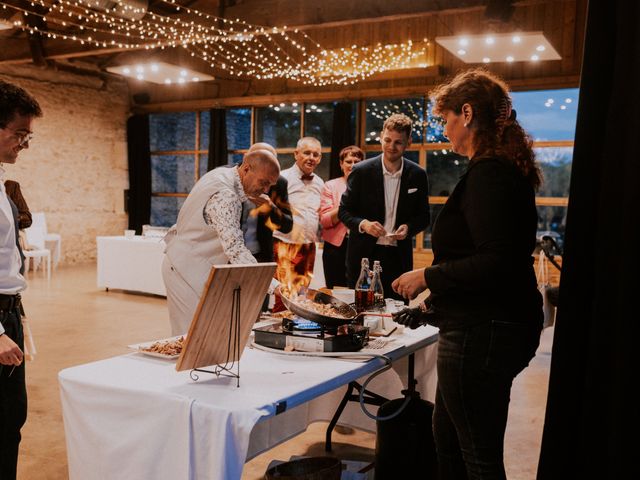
xmin=0 ymin=0 xmax=587 ymax=109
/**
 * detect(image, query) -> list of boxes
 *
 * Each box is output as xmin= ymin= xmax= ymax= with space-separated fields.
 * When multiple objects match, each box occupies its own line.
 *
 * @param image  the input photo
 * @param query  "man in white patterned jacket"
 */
xmin=162 ymin=150 xmax=280 ymax=335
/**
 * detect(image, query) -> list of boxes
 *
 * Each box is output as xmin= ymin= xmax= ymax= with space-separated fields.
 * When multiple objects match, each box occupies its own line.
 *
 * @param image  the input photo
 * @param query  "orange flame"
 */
xmin=275 ymin=238 xmax=313 ymax=299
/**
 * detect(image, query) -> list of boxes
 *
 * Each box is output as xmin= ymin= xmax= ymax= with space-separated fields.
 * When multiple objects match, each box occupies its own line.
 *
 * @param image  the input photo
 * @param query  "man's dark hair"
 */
xmin=0 ymin=80 xmax=42 ymax=128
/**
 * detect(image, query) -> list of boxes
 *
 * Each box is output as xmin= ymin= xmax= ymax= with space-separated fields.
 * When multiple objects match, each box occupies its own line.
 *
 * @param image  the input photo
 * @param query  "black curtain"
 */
xmin=329 ymin=102 xmax=355 ymax=180
xmin=126 ymin=114 xmax=151 ymax=233
xmin=537 ymin=1 xmax=640 ymax=478
xmin=207 ymin=108 xmax=228 ymax=171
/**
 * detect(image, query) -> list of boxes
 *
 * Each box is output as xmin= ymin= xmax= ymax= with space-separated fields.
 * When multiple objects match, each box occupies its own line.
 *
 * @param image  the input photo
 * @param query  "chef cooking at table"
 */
xmin=162 ymin=149 xmax=280 ymax=336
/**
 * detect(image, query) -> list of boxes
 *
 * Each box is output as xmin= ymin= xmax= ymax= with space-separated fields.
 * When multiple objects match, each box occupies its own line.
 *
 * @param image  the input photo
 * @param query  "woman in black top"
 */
xmin=392 ymin=69 xmax=543 ymax=480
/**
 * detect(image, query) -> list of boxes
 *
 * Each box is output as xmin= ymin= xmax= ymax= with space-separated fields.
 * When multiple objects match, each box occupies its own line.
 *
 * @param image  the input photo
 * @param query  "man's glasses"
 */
xmin=2 ymin=128 xmax=34 ymax=147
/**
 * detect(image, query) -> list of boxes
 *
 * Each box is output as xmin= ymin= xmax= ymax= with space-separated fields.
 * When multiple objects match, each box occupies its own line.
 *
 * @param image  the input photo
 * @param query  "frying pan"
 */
xmin=276 ymin=286 xmax=358 ymax=327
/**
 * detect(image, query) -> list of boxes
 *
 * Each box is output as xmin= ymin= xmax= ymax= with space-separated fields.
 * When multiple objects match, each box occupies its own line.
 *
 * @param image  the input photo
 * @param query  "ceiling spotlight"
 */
xmin=279 ymin=103 xmax=285 ymax=107
xmin=292 ymin=102 xmax=298 ymax=107
xmin=436 ymin=32 xmax=561 ymax=64
xmin=547 ymin=98 xmax=554 ymax=104
xmin=560 ymin=105 xmax=567 ymax=110
xmin=565 ymin=98 xmax=573 ymax=103
xmin=531 ymin=54 xmax=540 ymax=61
xmin=483 ymin=57 xmax=491 ymax=63
xmin=107 ymin=62 xmax=214 ymax=85
xmin=506 ymin=56 xmax=514 ymax=62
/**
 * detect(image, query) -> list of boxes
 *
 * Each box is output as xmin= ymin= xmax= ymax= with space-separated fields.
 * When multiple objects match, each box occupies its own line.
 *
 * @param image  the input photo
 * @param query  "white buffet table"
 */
xmin=96 ymin=236 xmax=166 ymax=296
xmin=59 ymin=324 xmax=439 ymax=480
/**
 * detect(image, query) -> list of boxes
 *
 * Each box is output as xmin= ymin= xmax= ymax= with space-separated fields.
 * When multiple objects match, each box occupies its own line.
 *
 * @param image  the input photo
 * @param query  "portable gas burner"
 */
xmin=253 ymin=316 xmax=369 ymax=352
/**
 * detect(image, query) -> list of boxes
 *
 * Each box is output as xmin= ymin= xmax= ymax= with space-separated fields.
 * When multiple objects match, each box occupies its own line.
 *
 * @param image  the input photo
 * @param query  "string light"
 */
xmin=0 ymin=0 xmax=429 ymax=86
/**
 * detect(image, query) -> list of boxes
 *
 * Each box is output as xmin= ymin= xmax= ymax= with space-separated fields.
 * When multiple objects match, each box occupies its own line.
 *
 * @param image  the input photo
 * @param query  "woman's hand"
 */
xmin=392 ymin=268 xmax=427 ymax=300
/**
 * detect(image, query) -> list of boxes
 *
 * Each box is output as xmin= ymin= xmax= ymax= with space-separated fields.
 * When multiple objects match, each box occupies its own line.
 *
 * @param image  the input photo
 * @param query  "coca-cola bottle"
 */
xmin=355 ymin=258 xmax=372 ymax=312
xmin=371 ymin=260 xmax=385 ymax=310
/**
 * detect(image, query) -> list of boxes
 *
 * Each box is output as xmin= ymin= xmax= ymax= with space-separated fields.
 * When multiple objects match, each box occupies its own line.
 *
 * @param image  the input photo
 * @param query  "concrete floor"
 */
xmin=16 ymin=264 xmax=553 ymax=479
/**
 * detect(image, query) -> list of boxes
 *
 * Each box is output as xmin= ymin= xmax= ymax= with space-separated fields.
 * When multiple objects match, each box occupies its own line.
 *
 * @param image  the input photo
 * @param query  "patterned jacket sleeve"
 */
xmin=204 ymin=192 xmax=257 ymax=264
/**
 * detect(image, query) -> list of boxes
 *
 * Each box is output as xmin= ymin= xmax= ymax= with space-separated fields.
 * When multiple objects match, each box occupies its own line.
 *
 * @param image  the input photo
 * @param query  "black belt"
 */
xmin=0 ymin=294 xmax=21 ymax=312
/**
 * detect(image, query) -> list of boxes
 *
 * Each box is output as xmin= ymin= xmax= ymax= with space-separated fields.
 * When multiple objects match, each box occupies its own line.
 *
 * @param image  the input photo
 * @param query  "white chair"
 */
xmin=23 ymin=224 xmax=51 ymax=281
xmin=32 ymin=212 xmax=61 ymax=268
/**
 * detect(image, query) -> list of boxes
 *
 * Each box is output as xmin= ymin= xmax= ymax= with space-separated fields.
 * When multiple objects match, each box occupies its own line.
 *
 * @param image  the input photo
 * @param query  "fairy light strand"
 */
xmin=1 ymin=1 xmax=429 ymax=86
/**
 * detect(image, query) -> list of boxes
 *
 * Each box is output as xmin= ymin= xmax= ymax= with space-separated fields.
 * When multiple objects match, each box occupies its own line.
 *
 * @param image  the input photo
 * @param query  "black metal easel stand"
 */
xmin=190 ymin=287 xmax=242 ymax=387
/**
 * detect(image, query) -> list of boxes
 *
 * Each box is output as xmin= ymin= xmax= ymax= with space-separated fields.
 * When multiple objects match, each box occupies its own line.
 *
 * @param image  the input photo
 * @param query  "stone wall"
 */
xmin=1 ymin=65 xmax=131 ymax=265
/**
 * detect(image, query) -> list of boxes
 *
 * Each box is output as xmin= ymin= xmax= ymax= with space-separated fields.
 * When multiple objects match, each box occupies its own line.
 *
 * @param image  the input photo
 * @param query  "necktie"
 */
xmin=301 ymin=174 xmax=313 ymax=181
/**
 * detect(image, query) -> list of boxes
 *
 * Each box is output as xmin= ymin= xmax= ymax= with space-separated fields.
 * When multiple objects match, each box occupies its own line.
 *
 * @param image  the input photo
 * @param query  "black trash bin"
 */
xmin=375 ymin=391 xmax=437 ymax=479
xmin=264 ymin=456 xmax=342 ymax=480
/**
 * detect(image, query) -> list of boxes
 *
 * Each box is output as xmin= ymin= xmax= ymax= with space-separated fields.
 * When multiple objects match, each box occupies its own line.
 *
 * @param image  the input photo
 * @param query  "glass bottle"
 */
xmin=371 ymin=260 xmax=385 ymax=310
xmin=354 ymin=258 xmax=372 ymax=312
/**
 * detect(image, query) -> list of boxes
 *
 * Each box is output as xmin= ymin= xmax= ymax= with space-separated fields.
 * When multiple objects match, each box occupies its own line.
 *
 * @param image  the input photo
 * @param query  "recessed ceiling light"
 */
xmin=436 ymin=32 xmax=561 ymax=64
xmin=531 ymin=54 xmax=540 ymax=61
xmin=483 ymin=57 xmax=491 ymax=63
xmin=106 ymin=62 xmax=214 ymax=85
xmin=560 ymin=105 xmax=567 ymax=110
xmin=178 ymin=77 xmax=186 ymax=84
xmin=547 ymin=98 xmax=554 ymax=104
xmin=279 ymin=103 xmax=285 ymax=107
xmin=459 ymin=38 xmax=469 ymax=47
xmin=292 ymin=102 xmax=298 ymax=107
xmin=506 ymin=56 xmax=514 ymax=62
xmin=565 ymin=98 xmax=572 ymax=103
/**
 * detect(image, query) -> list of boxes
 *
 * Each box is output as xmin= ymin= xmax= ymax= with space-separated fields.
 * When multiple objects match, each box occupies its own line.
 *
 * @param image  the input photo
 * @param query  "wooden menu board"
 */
xmin=176 ymin=262 xmax=276 ymax=372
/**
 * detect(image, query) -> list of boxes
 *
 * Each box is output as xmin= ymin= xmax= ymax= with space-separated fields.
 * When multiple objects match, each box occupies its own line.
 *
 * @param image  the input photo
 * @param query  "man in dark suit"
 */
xmin=339 ymin=113 xmax=429 ymax=301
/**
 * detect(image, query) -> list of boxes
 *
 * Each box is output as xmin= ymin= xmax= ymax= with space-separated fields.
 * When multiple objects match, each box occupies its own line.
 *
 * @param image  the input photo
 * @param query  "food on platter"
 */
xmin=142 ymin=336 xmax=184 ymax=356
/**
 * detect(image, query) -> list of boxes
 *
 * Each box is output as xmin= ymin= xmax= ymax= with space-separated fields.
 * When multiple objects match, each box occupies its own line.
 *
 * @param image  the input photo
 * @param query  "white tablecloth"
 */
xmin=59 ymin=325 xmax=438 ymax=480
xmin=96 ymin=236 xmax=166 ymax=296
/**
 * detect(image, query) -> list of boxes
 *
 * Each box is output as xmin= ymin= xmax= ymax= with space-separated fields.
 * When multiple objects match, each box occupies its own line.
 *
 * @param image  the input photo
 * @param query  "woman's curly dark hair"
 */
xmin=430 ymin=68 xmax=542 ymax=190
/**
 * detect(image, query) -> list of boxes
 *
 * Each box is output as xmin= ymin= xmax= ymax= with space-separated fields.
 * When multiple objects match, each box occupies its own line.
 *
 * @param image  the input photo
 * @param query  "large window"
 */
xmin=147 ymin=89 xmax=578 ymax=248
xmin=149 ymin=111 xmax=209 ymax=226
